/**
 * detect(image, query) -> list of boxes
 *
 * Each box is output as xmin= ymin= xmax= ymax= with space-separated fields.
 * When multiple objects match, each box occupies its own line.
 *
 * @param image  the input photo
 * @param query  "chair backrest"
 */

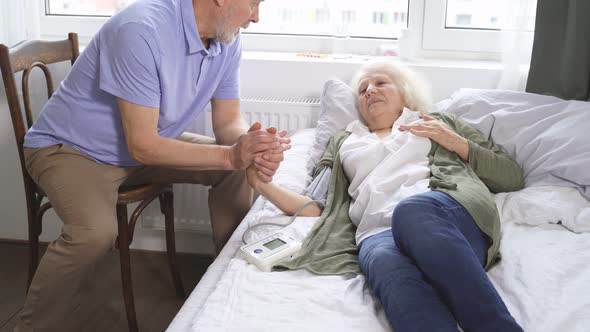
xmin=0 ymin=32 xmax=79 ymax=191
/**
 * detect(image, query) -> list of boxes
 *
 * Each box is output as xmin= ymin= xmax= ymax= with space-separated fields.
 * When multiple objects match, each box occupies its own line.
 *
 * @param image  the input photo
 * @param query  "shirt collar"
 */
xmin=345 ymin=107 xmax=421 ymax=136
xmin=392 ymin=108 xmax=421 ymax=131
xmin=181 ymin=0 xmax=221 ymax=56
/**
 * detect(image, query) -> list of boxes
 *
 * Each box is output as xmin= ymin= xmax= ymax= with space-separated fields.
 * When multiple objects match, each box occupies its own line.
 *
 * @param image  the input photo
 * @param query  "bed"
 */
xmin=167 ymin=85 xmax=590 ymax=332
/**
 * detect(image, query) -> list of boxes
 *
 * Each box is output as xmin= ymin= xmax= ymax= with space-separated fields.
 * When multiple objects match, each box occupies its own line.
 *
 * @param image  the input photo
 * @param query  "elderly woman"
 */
xmin=248 ymin=60 xmax=524 ymax=332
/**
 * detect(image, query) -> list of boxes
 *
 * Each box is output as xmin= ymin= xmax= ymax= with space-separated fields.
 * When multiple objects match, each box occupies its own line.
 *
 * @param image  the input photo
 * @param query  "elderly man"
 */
xmin=16 ymin=0 xmax=285 ymax=330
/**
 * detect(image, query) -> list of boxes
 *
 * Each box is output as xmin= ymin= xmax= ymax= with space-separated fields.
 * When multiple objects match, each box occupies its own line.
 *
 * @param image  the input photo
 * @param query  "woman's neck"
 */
xmin=371 ymin=127 xmax=392 ymax=139
xmin=366 ymin=109 xmax=403 ymax=139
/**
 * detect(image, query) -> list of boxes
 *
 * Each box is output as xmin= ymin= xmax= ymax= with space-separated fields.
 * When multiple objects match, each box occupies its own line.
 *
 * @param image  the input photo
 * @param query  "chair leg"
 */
xmin=26 ymin=198 xmax=41 ymax=293
xmin=27 ymin=195 xmax=53 ymax=292
xmin=160 ymin=190 xmax=185 ymax=299
xmin=27 ymin=226 xmax=39 ymax=292
xmin=116 ymin=204 xmax=138 ymax=332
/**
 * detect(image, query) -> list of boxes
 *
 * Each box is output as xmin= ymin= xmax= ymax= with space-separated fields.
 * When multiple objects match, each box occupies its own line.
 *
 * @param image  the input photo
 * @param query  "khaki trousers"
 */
xmin=15 ymin=133 xmax=252 ymax=331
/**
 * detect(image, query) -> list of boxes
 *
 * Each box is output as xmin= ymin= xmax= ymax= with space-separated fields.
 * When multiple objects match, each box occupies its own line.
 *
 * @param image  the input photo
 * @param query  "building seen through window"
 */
xmin=246 ymin=0 xmax=409 ymax=39
xmin=446 ymin=0 xmax=500 ymax=30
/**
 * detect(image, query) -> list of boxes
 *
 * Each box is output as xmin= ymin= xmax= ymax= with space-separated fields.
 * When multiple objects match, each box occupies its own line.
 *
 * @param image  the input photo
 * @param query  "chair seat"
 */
xmin=35 ymin=183 xmax=171 ymax=205
xmin=36 ymin=185 xmax=47 ymax=198
xmin=117 ymin=183 xmax=172 ymax=205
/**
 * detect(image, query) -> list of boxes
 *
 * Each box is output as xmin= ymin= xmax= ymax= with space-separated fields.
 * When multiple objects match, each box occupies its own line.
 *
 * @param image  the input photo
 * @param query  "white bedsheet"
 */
xmin=489 ymin=222 xmax=590 ymax=331
xmin=495 ymin=186 xmax=590 ymax=233
xmin=168 ymin=128 xmax=590 ymax=332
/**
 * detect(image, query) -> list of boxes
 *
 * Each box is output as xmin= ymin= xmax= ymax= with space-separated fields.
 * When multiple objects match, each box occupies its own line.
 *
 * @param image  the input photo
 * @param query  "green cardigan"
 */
xmin=276 ymin=112 xmax=524 ymax=274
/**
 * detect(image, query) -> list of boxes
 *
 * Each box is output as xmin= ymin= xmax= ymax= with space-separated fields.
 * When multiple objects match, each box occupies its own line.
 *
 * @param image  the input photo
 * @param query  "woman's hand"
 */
xmin=246 ymin=164 xmax=263 ymax=191
xmin=399 ymin=115 xmax=469 ymax=161
xmin=252 ymin=129 xmax=290 ymax=183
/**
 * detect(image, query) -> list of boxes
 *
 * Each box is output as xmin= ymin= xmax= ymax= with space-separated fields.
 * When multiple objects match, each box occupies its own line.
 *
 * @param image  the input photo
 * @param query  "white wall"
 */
xmin=0 ymin=5 xmax=5 ymax=44
xmin=0 ymin=51 xmax=502 ymax=255
xmin=240 ymin=54 xmax=502 ymax=101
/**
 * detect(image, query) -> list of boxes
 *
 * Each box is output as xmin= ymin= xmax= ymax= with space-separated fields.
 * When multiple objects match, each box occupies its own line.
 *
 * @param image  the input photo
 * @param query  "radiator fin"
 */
xmin=242 ymin=96 xmax=320 ymax=105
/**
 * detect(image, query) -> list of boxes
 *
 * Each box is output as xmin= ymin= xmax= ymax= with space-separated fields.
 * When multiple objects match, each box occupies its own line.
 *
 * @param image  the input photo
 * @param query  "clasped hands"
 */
xmin=229 ymin=122 xmax=291 ymax=184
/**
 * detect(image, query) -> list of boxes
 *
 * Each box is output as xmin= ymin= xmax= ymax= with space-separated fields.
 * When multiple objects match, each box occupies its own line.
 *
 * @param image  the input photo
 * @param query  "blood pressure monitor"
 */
xmin=240 ymin=232 xmax=301 ymax=272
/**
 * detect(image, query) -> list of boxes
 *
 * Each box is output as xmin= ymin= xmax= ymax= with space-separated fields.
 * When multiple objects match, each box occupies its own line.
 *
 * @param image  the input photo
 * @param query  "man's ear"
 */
xmin=213 ymin=0 xmax=226 ymax=7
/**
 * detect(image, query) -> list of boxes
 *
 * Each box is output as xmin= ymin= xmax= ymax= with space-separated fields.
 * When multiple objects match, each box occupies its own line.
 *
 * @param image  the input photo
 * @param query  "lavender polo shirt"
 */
xmin=24 ymin=0 xmax=242 ymax=166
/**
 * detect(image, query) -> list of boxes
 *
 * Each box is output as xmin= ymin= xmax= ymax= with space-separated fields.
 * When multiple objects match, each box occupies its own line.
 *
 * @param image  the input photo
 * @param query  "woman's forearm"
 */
xmin=454 ymin=136 xmax=469 ymax=161
xmin=254 ymin=181 xmax=323 ymax=217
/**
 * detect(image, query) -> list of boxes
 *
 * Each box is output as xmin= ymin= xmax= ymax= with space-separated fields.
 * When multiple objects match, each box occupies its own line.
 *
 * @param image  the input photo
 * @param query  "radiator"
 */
xmin=141 ymin=96 xmax=321 ymax=233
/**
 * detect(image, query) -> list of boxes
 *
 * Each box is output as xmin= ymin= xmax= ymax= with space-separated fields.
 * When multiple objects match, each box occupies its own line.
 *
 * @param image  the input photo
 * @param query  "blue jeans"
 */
xmin=358 ymin=191 xmax=522 ymax=332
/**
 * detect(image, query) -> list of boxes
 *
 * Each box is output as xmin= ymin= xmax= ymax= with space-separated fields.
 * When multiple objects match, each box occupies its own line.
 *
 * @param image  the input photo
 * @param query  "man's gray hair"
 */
xmin=350 ymin=60 xmax=432 ymax=115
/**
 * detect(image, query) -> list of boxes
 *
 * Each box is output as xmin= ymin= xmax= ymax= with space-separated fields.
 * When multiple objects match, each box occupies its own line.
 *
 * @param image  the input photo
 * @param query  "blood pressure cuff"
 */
xmin=303 ymin=167 xmax=332 ymax=209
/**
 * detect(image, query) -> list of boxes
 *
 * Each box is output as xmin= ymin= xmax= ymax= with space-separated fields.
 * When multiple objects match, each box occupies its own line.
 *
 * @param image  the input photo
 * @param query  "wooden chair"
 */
xmin=0 ymin=33 xmax=185 ymax=332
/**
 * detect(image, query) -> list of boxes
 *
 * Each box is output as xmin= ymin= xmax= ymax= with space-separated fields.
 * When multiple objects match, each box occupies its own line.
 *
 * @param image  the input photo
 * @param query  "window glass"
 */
xmin=46 ymin=0 xmax=409 ymax=39
xmin=248 ymin=0 xmax=409 ymax=39
xmin=445 ymin=0 xmax=501 ymax=30
xmin=46 ymin=0 xmax=136 ymax=17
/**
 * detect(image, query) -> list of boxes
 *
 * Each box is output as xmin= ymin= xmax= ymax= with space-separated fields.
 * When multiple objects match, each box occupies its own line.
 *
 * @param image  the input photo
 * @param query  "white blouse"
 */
xmin=339 ymin=108 xmax=432 ymax=244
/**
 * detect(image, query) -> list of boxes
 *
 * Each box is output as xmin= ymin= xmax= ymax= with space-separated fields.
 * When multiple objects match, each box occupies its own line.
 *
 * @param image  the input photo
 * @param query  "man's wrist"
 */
xmin=222 ymin=145 xmax=235 ymax=170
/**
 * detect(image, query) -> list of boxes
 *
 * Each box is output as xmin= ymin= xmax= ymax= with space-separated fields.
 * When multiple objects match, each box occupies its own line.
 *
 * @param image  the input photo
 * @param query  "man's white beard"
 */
xmin=215 ymin=10 xmax=239 ymax=44
xmin=216 ymin=27 xmax=239 ymax=44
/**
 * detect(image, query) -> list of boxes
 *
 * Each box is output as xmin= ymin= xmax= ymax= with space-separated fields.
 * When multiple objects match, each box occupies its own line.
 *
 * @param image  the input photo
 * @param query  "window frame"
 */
xmin=35 ymin=0 xmax=505 ymax=57
xmin=38 ymin=0 xmax=106 ymax=40
xmin=241 ymin=33 xmax=396 ymax=55
xmin=37 ymin=0 xmax=404 ymax=54
xmin=422 ymin=0 xmax=501 ymax=53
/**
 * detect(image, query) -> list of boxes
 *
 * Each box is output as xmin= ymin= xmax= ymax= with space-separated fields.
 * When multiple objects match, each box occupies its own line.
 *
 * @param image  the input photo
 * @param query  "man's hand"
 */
xmin=227 ymin=122 xmax=290 ymax=170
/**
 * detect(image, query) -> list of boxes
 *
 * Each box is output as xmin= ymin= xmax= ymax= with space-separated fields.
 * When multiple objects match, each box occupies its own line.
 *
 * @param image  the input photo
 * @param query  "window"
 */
xmin=35 ymin=0 xmax=531 ymax=57
xmin=243 ymin=0 xmax=409 ymax=39
xmin=38 ymin=0 xmax=410 ymax=54
xmin=423 ymin=0 xmax=536 ymax=53
xmin=45 ymin=0 xmax=409 ymax=39
xmin=423 ymin=0 xmax=500 ymax=53
xmin=446 ymin=0 xmax=501 ymax=30
xmin=46 ymin=0 xmax=136 ymax=16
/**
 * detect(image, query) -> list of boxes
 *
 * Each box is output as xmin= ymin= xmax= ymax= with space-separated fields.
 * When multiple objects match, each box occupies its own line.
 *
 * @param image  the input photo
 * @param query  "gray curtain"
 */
xmin=526 ymin=0 xmax=590 ymax=100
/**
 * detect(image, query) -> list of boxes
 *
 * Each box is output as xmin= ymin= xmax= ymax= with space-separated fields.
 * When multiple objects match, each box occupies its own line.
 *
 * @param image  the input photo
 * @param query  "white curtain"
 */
xmin=0 ymin=1 xmax=40 ymax=46
xmin=497 ymin=0 xmax=538 ymax=91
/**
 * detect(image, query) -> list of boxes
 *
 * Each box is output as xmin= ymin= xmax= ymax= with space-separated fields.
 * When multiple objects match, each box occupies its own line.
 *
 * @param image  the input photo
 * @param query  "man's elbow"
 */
xmin=127 ymin=142 xmax=156 ymax=165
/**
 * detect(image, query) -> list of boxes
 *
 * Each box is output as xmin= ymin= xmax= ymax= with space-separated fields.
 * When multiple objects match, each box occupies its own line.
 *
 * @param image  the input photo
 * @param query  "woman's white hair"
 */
xmin=350 ymin=60 xmax=432 ymax=115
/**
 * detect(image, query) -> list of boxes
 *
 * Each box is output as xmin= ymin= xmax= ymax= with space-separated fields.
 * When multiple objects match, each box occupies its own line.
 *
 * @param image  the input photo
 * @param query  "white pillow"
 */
xmin=435 ymin=88 xmax=590 ymax=199
xmin=273 ymin=128 xmax=316 ymax=194
xmin=307 ymin=79 xmax=360 ymax=172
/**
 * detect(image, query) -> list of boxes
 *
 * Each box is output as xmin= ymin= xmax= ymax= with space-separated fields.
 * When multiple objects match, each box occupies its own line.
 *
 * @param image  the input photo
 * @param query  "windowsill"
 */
xmin=243 ymin=51 xmax=503 ymax=70
xmin=78 ymin=43 xmax=504 ymax=72
xmin=78 ymin=42 xmax=503 ymax=71
xmin=243 ymin=51 xmax=372 ymax=63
